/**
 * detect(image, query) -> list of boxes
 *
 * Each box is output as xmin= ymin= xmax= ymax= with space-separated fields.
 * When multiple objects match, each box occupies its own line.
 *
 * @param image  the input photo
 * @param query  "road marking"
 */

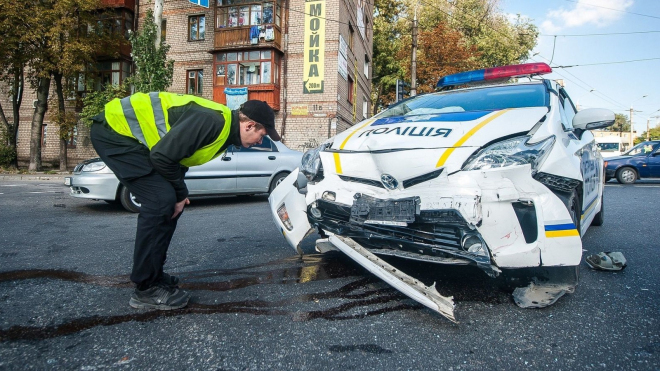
xmin=29 ymin=192 xmax=45 ymax=194
xmin=0 ymin=184 xmax=21 ymax=187
xmin=605 ymin=184 xmax=660 ymax=188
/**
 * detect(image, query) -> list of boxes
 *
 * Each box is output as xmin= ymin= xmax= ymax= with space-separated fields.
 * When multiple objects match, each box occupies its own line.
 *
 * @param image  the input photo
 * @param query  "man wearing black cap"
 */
xmin=90 ymin=93 xmax=280 ymax=310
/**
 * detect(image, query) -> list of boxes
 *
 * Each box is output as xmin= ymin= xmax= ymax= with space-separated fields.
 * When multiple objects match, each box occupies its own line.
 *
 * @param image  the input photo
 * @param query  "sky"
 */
xmin=500 ymin=0 xmax=660 ymax=135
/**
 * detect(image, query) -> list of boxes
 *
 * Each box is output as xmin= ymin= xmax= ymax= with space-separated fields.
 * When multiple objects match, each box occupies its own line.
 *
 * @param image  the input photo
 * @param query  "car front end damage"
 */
xmin=270 ymin=109 xmax=589 ymax=321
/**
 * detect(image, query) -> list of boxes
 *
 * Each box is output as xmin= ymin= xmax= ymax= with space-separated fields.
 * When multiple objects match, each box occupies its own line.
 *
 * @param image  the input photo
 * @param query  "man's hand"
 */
xmin=172 ymin=198 xmax=190 ymax=219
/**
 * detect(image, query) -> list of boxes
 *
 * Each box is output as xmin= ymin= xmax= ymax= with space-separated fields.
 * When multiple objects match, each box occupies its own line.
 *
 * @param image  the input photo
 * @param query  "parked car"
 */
xmin=269 ymin=63 xmax=614 ymax=321
xmin=595 ymin=135 xmax=627 ymax=158
xmin=604 ymin=140 xmax=660 ymax=184
xmin=66 ymin=137 xmax=302 ymax=212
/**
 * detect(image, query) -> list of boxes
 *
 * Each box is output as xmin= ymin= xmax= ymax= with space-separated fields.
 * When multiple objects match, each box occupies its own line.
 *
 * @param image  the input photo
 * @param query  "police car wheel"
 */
xmin=591 ymin=192 xmax=604 ymax=226
xmin=568 ymin=189 xmax=581 ymax=236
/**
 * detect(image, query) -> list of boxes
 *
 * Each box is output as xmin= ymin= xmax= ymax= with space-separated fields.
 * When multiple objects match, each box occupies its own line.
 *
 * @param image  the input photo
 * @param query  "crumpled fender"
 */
xmin=268 ymin=168 xmax=312 ymax=254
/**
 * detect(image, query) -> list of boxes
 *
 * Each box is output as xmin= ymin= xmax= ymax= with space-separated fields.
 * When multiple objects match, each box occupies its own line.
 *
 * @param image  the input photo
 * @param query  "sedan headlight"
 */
xmin=300 ymin=142 xmax=331 ymax=181
xmin=463 ymin=135 xmax=555 ymax=173
xmin=81 ymin=161 xmax=113 ymax=173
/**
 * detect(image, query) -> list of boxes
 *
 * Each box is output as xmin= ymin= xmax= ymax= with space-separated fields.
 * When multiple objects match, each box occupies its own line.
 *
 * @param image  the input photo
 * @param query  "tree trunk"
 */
xmin=7 ymin=67 xmax=24 ymax=168
xmin=54 ymin=73 xmax=68 ymax=171
xmin=28 ymin=76 xmax=51 ymax=171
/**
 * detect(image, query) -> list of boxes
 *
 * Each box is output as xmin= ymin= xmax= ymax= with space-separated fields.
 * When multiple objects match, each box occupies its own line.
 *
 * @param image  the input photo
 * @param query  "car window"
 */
xmin=376 ymin=83 xmax=548 ymax=119
xmin=597 ymin=143 xmax=620 ymax=151
xmin=624 ymin=141 xmax=658 ymax=156
xmin=559 ymin=89 xmax=576 ymax=130
xmin=236 ymin=136 xmax=274 ymax=152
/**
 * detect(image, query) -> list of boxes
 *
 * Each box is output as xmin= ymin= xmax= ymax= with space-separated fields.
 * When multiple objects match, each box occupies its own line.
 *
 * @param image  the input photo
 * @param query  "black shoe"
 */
xmin=129 ymin=284 xmax=190 ymax=310
xmin=161 ymin=273 xmax=180 ymax=287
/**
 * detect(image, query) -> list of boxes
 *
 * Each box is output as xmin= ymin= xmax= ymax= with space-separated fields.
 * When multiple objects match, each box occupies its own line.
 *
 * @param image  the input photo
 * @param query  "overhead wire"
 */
xmin=561 ymin=0 xmax=660 ymax=21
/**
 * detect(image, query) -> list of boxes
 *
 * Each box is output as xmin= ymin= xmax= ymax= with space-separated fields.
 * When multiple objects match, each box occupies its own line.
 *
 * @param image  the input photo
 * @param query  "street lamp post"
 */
xmin=575 ymin=89 xmax=595 ymax=111
xmin=630 ymin=95 xmax=648 ymax=147
xmin=650 ymin=115 xmax=660 ymax=141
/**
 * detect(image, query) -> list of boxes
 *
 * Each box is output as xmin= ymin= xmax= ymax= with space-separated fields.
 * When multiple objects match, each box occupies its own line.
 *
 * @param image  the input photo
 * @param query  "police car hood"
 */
xmin=323 ymin=107 xmax=548 ymax=178
xmin=331 ymin=107 xmax=547 ymax=152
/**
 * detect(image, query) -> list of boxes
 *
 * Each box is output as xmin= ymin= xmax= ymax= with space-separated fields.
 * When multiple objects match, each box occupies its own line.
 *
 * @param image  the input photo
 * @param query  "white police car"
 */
xmin=269 ymin=63 xmax=614 ymax=321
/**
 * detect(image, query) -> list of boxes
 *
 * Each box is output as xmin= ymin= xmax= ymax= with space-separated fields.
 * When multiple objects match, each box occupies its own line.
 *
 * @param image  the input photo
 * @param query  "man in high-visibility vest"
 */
xmin=90 ymin=93 xmax=280 ymax=310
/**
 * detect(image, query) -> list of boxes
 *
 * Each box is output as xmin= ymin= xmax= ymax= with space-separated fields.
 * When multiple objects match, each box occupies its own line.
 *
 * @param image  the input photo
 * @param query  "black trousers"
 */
xmin=90 ymin=121 xmax=181 ymax=290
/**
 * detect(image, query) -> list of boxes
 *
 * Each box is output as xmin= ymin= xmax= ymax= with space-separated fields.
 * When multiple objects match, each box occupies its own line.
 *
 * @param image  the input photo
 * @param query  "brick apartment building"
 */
xmin=6 ymin=0 xmax=373 ymax=168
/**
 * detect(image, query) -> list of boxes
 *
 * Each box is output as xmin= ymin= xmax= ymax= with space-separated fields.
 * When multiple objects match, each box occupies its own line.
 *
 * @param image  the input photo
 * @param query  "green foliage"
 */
xmin=372 ymin=0 xmax=538 ymax=111
xmin=80 ymin=84 xmax=130 ymax=126
xmin=608 ymin=113 xmax=631 ymax=133
xmin=0 ymin=128 xmax=16 ymax=168
xmin=126 ymin=10 xmax=174 ymax=93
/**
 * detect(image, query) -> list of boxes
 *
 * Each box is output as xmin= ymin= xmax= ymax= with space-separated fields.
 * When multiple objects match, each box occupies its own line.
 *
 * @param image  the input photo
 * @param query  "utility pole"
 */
xmin=410 ymin=6 xmax=418 ymax=97
xmin=647 ymin=118 xmax=651 ymax=141
xmin=629 ymin=107 xmax=634 ymax=148
xmin=154 ymin=0 xmax=164 ymax=47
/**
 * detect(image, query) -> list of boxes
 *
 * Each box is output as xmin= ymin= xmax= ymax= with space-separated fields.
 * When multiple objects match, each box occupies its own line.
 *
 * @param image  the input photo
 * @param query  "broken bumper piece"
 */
xmin=329 ymin=235 xmax=456 ymax=322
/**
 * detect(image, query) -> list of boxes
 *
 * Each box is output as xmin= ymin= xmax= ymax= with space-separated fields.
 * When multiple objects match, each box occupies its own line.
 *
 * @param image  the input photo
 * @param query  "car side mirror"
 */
xmin=573 ymin=108 xmax=615 ymax=131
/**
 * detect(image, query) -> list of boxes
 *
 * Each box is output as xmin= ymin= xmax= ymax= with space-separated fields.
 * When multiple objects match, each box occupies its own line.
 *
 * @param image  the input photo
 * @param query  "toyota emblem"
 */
xmin=380 ymin=174 xmax=399 ymax=190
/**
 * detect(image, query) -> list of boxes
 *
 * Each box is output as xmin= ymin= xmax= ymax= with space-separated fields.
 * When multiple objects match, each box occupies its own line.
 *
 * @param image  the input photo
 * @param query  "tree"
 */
xmin=80 ymin=84 xmax=130 ymax=126
xmin=0 ymin=0 xmax=37 ymax=168
xmin=608 ymin=113 xmax=630 ymax=136
xmin=371 ymin=0 xmax=538 ymax=112
xmin=47 ymin=0 xmax=106 ymax=171
xmin=126 ymin=9 xmax=174 ymax=93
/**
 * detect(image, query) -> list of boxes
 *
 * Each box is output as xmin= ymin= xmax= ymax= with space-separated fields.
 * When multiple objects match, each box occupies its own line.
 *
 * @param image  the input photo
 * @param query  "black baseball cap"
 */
xmin=239 ymin=100 xmax=280 ymax=141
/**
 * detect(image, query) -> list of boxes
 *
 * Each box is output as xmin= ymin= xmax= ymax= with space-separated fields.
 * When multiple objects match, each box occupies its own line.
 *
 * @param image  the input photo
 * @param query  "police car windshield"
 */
xmin=377 ymin=83 xmax=548 ymax=119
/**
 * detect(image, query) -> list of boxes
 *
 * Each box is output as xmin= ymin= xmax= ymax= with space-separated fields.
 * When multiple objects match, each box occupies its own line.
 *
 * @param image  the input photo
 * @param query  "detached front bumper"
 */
xmin=269 ymin=165 xmax=582 ymax=273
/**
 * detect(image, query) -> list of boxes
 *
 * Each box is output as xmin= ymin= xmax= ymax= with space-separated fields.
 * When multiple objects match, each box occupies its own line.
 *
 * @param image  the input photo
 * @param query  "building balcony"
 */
xmin=101 ymin=0 xmax=135 ymax=10
xmin=213 ymin=84 xmax=281 ymax=111
xmin=213 ymin=25 xmax=282 ymax=52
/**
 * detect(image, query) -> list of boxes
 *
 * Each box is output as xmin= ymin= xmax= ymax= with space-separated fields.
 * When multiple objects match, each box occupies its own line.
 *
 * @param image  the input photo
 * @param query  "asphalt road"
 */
xmin=0 ymin=179 xmax=658 ymax=370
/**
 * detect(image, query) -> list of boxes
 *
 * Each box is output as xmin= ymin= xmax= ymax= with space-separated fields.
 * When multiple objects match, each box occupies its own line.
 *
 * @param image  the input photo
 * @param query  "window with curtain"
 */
xmin=188 ymin=15 xmax=205 ymax=41
xmin=216 ymin=0 xmax=282 ymax=28
xmin=188 ymin=70 xmax=203 ymax=95
xmin=214 ymin=50 xmax=280 ymax=87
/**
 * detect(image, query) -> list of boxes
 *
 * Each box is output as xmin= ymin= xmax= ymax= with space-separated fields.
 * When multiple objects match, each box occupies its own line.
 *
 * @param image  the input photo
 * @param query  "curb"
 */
xmin=0 ymin=174 xmax=69 ymax=182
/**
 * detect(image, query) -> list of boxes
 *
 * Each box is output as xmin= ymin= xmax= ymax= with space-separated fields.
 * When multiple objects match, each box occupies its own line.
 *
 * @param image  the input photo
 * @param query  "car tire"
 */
xmin=591 ymin=192 xmax=604 ymax=226
xmin=269 ymin=172 xmax=289 ymax=194
xmin=567 ymin=189 xmax=581 ymax=236
xmin=616 ymin=167 xmax=637 ymax=184
xmin=119 ymin=186 xmax=141 ymax=213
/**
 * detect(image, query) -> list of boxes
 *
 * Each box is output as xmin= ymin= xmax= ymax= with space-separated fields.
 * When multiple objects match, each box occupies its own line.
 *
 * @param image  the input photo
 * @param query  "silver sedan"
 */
xmin=66 ymin=137 xmax=302 ymax=212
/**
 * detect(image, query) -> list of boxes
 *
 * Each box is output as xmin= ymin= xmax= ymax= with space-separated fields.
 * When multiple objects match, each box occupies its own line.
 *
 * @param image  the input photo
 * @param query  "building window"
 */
xmin=188 ymin=70 xmax=203 ymax=95
xmin=97 ymin=9 xmax=133 ymax=40
xmin=214 ymin=50 xmax=280 ymax=87
xmin=363 ymin=98 xmax=368 ymax=119
xmin=364 ymin=54 xmax=370 ymax=78
xmin=189 ymin=15 xmax=205 ymax=41
xmin=161 ymin=19 xmax=167 ymax=41
xmin=42 ymin=125 xmax=48 ymax=146
xmin=348 ymin=76 xmax=354 ymax=104
xmin=217 ymin=0 xmax=282 ymax=28
xmin=67 ymin=126 xmax=78 ymax=149
xmin=348 ymin=24 xmax=354 ymax=51
xmin=95 ymin=61 xmax=131 ymax=91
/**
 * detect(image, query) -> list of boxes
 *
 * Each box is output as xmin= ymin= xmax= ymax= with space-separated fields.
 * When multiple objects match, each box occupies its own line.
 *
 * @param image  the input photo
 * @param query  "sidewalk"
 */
xmin=0 ymin=172 xmax=70 ymax=182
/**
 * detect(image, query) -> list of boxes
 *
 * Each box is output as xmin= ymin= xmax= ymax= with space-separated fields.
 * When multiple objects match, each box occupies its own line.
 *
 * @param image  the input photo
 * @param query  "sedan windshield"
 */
xmin=376 ymin=83 xmax=548 ymax=119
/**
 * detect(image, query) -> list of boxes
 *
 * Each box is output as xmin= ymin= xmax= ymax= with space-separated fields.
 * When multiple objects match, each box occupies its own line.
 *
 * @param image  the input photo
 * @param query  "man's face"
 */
xmin=240 ymin=121 xmax=268 ymax=148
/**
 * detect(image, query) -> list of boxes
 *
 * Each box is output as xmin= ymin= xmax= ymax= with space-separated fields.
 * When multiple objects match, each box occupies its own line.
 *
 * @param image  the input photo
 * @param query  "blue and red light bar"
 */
xmin=436 ymin=62 xmax=552 ymax=89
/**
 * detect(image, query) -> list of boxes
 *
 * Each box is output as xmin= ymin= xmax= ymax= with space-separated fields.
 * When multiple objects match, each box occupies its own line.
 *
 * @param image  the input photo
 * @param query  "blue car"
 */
xmin=605 ymin=140 xmax=660 ymax=184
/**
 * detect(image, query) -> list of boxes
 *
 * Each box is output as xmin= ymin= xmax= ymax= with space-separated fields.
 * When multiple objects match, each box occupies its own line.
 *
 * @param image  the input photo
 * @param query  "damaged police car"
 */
xmin=269 ymin=63 xmax=614 ymax=322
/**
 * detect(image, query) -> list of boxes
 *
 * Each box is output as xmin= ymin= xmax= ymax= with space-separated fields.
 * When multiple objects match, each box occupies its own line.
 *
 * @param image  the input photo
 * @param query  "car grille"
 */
xmin=338 ymin=168 xmax=444 ymax=190
xmin=534 ymin=172 xmax=580 ymax=192
xmin=314 ymin=199 xmax=472 ymax=253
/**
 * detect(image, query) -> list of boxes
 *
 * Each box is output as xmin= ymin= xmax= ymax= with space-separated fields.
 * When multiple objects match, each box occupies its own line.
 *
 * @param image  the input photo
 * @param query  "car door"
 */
xmin=234 ymin=136 xmax=278 ymax=192
xmin=184 ymin=147 xmax=237 ymax=195
xmin=559 ymin=88 xmax=601 ymax=229
xmin=646 ymin=143 xmax=660 ymax=177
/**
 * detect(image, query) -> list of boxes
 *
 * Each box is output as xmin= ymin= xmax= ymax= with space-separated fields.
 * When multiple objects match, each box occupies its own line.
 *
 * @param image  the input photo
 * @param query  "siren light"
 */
xmin=436 ymin=63 xmax=552 ymax=89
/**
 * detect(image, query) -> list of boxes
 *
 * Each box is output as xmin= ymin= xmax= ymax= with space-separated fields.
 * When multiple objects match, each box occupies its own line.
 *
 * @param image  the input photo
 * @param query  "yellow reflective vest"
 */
xmin=104 ymin=92 xmax=232 ymax=167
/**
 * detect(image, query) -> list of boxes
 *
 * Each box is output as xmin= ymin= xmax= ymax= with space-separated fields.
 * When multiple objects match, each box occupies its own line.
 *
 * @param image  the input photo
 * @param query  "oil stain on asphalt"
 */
xmin=0 ymin=253 xmax=513 ymax=342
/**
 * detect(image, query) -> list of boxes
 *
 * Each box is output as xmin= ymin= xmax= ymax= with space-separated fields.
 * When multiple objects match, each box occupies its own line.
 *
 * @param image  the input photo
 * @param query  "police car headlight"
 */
xmin=462 ymin=135 xmax=555 ymax=173
xmin=300 ymin=143 xmax=331 ymax=181
xmin=81 ymin=161 xmax=113 ymax=173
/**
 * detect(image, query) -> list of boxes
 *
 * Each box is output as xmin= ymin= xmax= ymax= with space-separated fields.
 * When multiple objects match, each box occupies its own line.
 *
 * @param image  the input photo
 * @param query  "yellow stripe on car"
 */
xmin=435 ymin=109 xmax=510 ymax=168
xmin=334 ymin=119 xmax=375 ymax=174
xmin=545 ymin=230 xmax=580 ymax=238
